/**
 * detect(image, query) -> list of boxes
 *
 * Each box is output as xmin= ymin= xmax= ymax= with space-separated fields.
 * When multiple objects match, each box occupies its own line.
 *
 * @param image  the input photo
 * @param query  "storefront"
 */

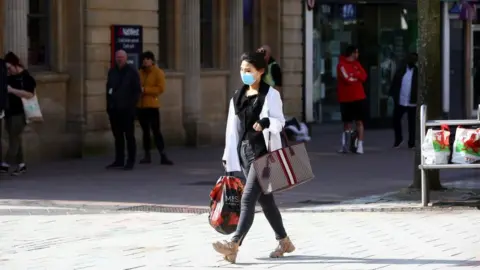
xmin=0 ymin=0 xmax=305 ymax=162
xmin=304 ymin=0 xmax=418 ymax=127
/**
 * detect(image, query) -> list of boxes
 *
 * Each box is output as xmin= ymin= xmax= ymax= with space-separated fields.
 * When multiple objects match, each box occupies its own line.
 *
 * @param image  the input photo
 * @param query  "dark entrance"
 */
xmin=311 ymin=1 xmax=418 ymax=128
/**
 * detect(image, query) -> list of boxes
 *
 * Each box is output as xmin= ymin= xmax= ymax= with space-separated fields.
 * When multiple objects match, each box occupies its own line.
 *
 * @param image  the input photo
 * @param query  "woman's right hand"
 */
xmin=222 ymin=160 xmax=226 ymax=169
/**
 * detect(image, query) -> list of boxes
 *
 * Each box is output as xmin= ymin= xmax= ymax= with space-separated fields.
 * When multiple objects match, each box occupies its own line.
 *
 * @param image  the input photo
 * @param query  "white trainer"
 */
xmin=356 ymin=143 xmax=364 ymax=154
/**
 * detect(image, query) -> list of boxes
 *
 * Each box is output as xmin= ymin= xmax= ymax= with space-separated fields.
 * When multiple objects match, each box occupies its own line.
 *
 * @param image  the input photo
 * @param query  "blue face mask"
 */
xmin=241 ymin=72 xmax=256 ymax=85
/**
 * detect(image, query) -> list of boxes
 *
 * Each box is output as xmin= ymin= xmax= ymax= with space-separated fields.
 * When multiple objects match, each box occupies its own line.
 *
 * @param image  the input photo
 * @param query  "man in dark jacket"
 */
xmin=106 ymin=50 xmax=142 ymax=170
xmin=389 ymin=52 xmax=418 ymax=149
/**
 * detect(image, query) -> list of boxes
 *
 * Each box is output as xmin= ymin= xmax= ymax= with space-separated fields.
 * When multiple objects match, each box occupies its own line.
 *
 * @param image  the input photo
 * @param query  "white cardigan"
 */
xmin=222 ymin=87 xmax=285 ymax=172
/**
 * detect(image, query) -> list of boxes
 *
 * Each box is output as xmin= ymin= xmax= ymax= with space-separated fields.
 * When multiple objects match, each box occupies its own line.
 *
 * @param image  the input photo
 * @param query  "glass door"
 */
xmin=312 ymin=3 xmax=359 ymax=123
xmin=310 ymin=3 xmax=417 ymax=126
xmin=375 ymin=5 xmax=417 ymax=118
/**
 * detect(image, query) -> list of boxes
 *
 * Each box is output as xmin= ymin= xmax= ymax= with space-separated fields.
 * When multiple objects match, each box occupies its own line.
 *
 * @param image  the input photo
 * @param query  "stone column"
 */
xmin=228 ymin=0 xmax=244 ymax=97
xmin=182 ymin=0 xmax=202 ymax=146
xmin=3 ymin=0 xmax=28 ymax=67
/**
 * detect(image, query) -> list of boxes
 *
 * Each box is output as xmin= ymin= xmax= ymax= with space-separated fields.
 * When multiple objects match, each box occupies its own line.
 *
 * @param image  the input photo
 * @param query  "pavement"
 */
xmin=0 ymin=208 xmax=479 ymax=269
xmin=0 ymin=125 xmax=478 ymax=211
xmin=1 ymin=126 xmax=480 ymax=269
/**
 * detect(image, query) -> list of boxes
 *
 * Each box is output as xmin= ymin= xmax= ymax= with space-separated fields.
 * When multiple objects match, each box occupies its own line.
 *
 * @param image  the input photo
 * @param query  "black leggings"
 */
xmin=231 ymin=141 xmax=287 ymax=245
xmin=137 ymin=108 xmax=166 ymax=154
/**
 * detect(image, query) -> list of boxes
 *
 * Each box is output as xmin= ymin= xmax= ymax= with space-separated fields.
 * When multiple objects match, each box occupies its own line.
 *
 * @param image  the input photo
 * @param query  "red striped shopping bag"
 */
xmin=253 ymin=132 xmax=314 ymax=194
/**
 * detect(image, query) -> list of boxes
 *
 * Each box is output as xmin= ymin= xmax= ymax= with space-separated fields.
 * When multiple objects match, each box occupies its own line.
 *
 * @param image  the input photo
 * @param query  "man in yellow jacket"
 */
xmin=137 ymin=51 xmax=173 ymax=165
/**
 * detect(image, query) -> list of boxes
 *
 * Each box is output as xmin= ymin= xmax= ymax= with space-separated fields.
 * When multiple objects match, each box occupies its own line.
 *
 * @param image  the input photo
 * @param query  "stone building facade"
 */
xmin=0 ymin=0 xmax=304 ymax=162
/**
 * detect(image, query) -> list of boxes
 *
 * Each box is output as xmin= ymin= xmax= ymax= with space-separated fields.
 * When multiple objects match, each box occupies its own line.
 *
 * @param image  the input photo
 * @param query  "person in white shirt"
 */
xmin=213 ymin=51 xmax=295 ymax=264
xmin=389 ymin=52 xmax=418 ymax=149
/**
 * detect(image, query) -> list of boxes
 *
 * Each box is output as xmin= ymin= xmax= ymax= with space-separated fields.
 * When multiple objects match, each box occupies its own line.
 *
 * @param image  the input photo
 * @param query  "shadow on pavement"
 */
xmin=0 ymin=127 xmax=477 ymax=210
xmin=252 ymin=255 xmax=479 ymax=266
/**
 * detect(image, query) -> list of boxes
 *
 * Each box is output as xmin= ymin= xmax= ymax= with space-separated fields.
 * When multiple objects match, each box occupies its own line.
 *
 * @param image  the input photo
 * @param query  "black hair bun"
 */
xmin=141 ymin=51 xmax=155 ymax=62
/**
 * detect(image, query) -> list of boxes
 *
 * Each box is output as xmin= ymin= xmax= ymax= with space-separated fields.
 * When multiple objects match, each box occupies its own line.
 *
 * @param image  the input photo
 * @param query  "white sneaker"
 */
xmin=356 ymin=143 xmax=364 ymax=154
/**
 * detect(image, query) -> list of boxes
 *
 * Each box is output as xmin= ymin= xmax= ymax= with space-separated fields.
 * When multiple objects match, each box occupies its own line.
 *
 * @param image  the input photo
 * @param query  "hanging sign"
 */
xmin=110 ymin=25 xmax=143 ymax=69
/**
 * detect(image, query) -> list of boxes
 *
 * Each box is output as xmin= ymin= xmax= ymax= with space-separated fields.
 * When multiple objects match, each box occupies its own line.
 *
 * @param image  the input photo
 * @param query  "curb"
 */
xmin=0 ymin=204 xmax=475 ymax=215
xmin=114 ymin=202 xmax=479 ymax=214
xmin=282 ymin=204 xmax=479 ymax=213
xmin=0 ymin=194 xmax=478 ymax=215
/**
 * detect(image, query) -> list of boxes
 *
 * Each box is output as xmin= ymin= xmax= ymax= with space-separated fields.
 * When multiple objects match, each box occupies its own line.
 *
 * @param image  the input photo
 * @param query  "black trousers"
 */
xmin=0 ymin=118 xmax=2 ymax=163
xmin=137 ymin=108 xmax=165 ymax=155
xmin=231 ymin=141 xmax=287 ymax=245
xmin=108 ymin=109 xmax=136 ymax=164
xmin=5 ymin=115 xmax=26 ymax=165
xmin=393 ymin=104 xmax=416 ymax=147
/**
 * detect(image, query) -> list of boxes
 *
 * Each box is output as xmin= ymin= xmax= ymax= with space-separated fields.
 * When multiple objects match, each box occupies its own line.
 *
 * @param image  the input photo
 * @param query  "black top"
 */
xmin=6 ymin=70 xmax=36 ymax=117
xmin=0 ymin=59 xmax=7 ymax=112
xmin=269 ymin=57 xmax=283 ymax=87
xmin=233 ymin=82 xmax=271 ymax=158
xmin=106 ymin=64 xmax=142 ymax=111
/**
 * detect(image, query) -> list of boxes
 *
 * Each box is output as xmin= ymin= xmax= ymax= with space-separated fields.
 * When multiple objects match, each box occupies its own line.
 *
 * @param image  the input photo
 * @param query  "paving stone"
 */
xmin=0 ymin=211 xmax=479 ymax=269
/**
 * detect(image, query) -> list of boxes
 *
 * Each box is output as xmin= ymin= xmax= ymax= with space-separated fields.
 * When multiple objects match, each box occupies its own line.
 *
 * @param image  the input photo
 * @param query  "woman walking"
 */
xmin=137 ymin=51 xmax=173 ymax=165
xmin=0 ymin=52 xmax=36 ymax=175
xmin=213 ymin=51 xmax=295 ymax=263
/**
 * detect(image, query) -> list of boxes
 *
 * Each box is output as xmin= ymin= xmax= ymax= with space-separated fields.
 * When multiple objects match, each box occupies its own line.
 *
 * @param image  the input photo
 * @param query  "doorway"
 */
xmin=309 ymin=3 xmax=417 ymax=127
xmin=472 ymin=25 xmax=480 ymax=116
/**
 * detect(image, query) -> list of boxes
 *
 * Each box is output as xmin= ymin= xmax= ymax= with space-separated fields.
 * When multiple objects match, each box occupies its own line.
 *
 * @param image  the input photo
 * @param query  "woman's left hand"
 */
xmin=253 ymin=122 xmax=263 ymax=131
xmin=7 ymin=86 xmax=13 ymax=93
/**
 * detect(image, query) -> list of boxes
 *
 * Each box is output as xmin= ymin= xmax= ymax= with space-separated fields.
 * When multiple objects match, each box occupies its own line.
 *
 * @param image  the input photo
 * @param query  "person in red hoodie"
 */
xmin=336 ymin=45 xmax=367 ymax=154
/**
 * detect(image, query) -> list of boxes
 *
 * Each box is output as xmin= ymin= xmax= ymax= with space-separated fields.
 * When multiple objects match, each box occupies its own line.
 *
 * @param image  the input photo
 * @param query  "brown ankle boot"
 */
xmin=212 ymin=240 xmax=239 ymax=263
xmin=269 ymin=236 xmax=295 ymax=258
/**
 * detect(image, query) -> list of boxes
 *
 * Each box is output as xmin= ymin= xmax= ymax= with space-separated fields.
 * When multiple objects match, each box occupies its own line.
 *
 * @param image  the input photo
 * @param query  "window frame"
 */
xmin=27 ymin=0 xmax=51 ymax=70
xmin=200 ymin=0 xmax=221 ymax=69
xmin=243 ymin=0 xmax=261 ymax=52
xmin=158 ymin=0 xmax=176 ymax=69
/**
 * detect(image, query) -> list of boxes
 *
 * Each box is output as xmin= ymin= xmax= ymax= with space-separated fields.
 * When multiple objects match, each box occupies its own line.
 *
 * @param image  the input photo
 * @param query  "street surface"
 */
xmin=0 ymin=208 xmax=479 ymax=269
xmin=0 ymin=126 xmax=479 ymax=269
xmin=0 ymin=126 xmax=477 ymax=210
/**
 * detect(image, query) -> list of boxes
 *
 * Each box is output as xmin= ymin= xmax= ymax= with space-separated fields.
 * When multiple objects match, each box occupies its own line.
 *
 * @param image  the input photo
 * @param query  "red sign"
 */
xmin=110 ymin=25 xmax=143 ymax=69
xmin=306 ymin=0 xmax=316 ymax=11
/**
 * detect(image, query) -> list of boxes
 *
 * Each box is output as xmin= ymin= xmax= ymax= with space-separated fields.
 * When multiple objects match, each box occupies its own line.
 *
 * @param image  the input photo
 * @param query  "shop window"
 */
xmin=243 ymin=0 xmax=260 ymax=51
xmin=310 ymin=4 xmax=418 ymax=123
xmin=200 ymin=0 xmax=219 ymax=68
xmin=28 ymin=0 xmax=50 ymax=67
xmin=158 ymin=0 xmax=175 ymax=69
